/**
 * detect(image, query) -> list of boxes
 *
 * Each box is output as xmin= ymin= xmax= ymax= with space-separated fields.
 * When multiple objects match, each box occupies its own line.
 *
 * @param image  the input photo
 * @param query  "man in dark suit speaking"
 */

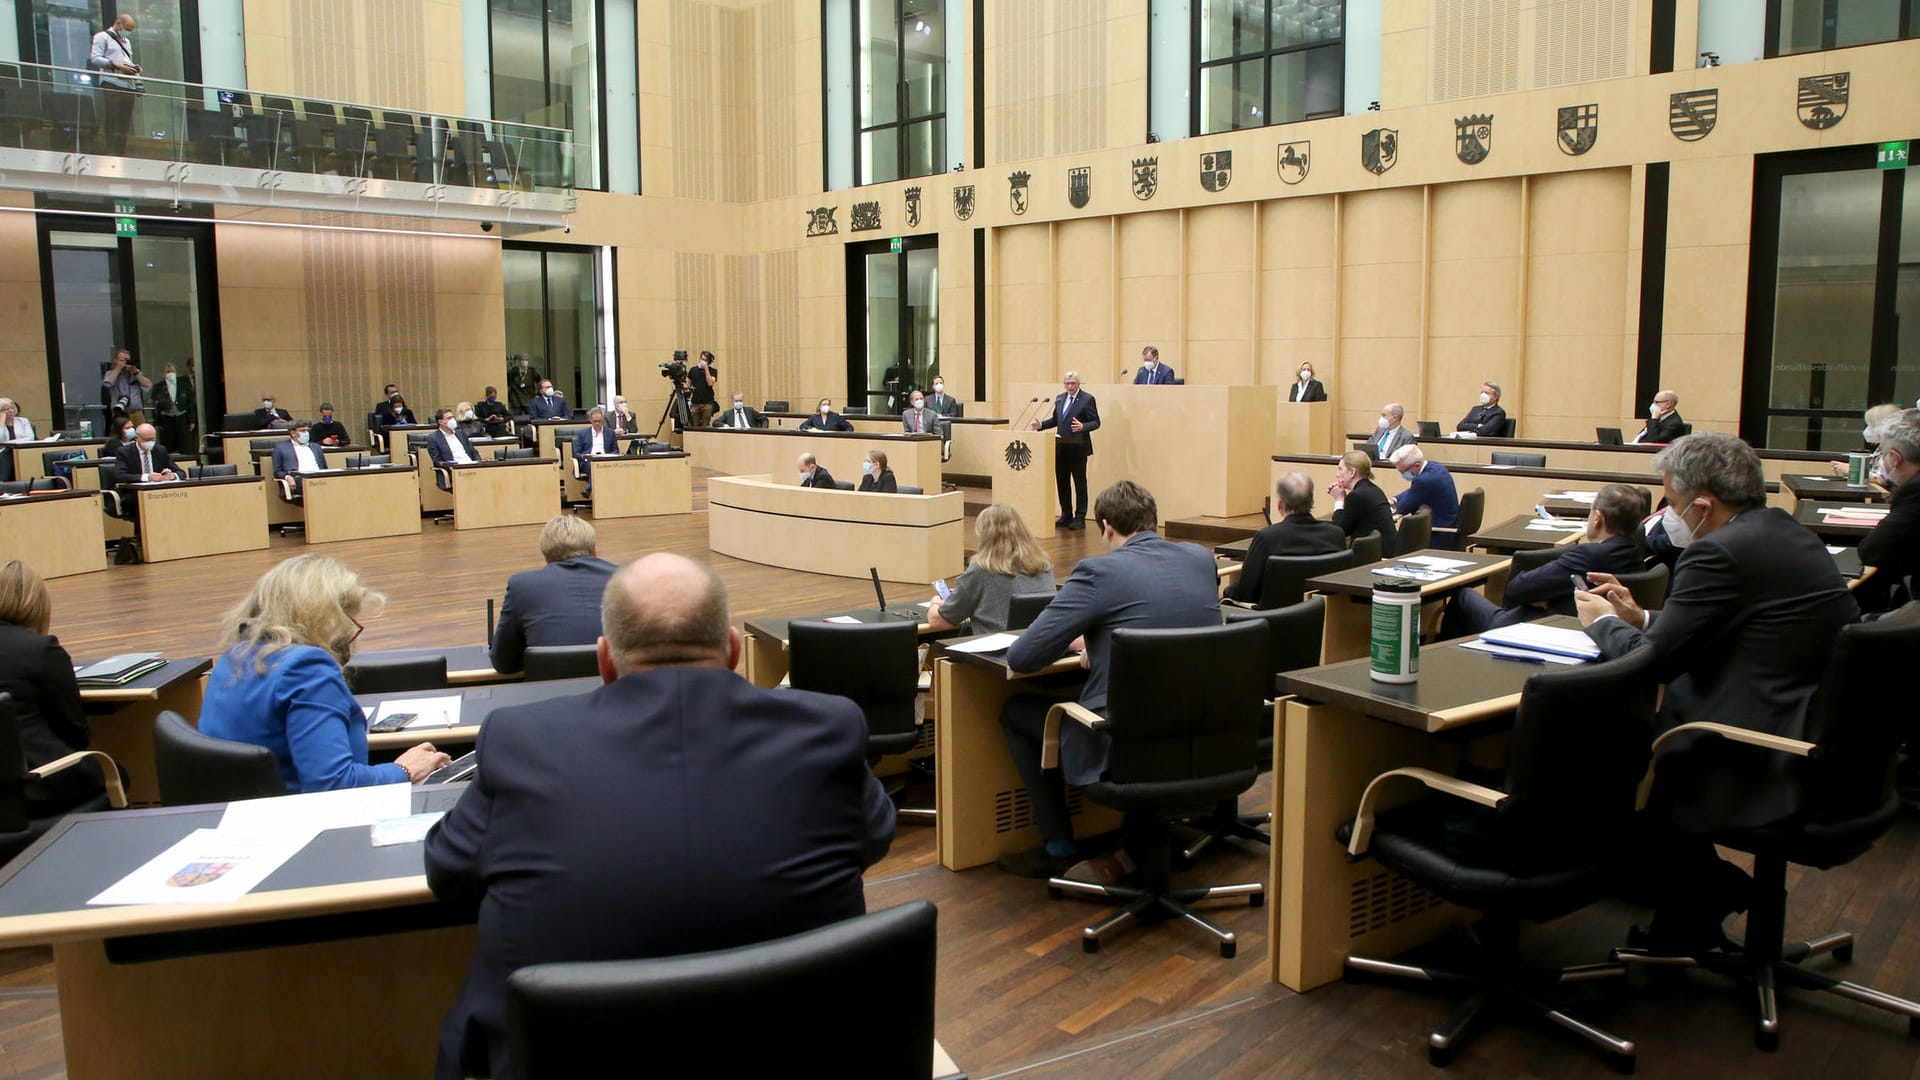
xmin=489 ymin=515 xmax=617 ymax=674
xmin=1574 ymin=432 xmax=1856 ymax=953
xmin=1032 ymin=370 xmax=1101 ymax=529
xmin=427 ymin=553 xmax=895 ymax=1080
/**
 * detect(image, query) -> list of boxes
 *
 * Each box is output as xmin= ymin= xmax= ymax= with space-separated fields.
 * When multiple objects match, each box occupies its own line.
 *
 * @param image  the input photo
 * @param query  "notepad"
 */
xmin=1399 ymin=555 xmax=1474 ymax=571
xmin=1479 ymin=623 xmax=1601 ymax=661
xmin=1817 ymin=505 xmax=1886 ymax=517
xmin=372 ymin=695 xmax=462 ymax=729
xmin=947 ymin=632 xmax=1019 ymax=654
xmin=824 ymin=615 xmax=863 ymax=624
xmin=1461 ymin=640 xmax=1586 ymax=665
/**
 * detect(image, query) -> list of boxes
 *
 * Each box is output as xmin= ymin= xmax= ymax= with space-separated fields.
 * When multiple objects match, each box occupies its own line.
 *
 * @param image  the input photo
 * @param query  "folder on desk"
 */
xmin=1478 ymin=624 xmax=1600 ymax=661
xmin=74 ymin=653 xmax=166 ymax=686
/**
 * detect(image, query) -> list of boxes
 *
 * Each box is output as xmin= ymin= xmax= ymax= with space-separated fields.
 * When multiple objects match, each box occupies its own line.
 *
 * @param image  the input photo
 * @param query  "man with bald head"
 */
xmin=113 ymin=422 xmax=176 ymax=483
xmin=425 ymin=554 xmax=894 ymax=1080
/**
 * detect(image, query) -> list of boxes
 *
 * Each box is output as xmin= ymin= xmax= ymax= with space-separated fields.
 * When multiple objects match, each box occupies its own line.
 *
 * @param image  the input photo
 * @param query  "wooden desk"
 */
xmin=1375 ymin=431 xmax=1840 ymax=493
xmin=1795 ymin=499 xmax=1886 ymax=543
xmin=1306 ymin=550 xmax=1513 ymax=662
xmin=448 ymin=457 xmax=559 ymax=531
xmin=708 ymin=475 xmax=964 ymax=583
xmin=1271 ymin=454 xmax=1678 ymax=527
xmin=354 ymin=644 xmax=515 ymax=687
xmin=15 ymin=439 xmax=108 ymax=482
xmin=253 ymin=446 xmax=370 ymax=527
xmin=78 ymin=656 xmax=213 ymax=806
xmin=584 ymin=452 xmax=693 ymax=519
xmin=1781 ymin=472 xmax=1882 ymax=508
xmin=534 ymin=422 xmax=596 ymax=503
xmin=357 ymin=676 xmax=601 ymax=751
xmin=930 ymin=635 xmax=1123 ymax=871
xmin=684 ymin=427 xmax=944 ymax=493
xmin=130 ymin=476 xmax=269 ymax=563
xmin=1268 ymin=629 xmax=1571 ymax=991
xmin=741 ymin=609 xmax=933 ymax=688
xmin=214 ymin=430 xmax=289 ymax=475
xmin=1465 ymin=513 xmax=1588 ymax=553
xmin=0 ymin=490 xmax=107 ymax=578
xmin=941 ymin=417 xmax=1011 ymax=482
xmin=415 ymin=436 xmax=518 ymax=513
xmin=299 ymin=468 xmax=424 ymax=544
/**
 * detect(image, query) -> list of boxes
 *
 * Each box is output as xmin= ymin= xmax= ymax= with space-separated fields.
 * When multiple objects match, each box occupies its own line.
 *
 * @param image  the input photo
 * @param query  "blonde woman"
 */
xmin=453 ymin=400 xmax=487 ymax=441
xmin=0 ymin=561 xmax=105 ymax=814
xmin=1830 ymin=403 xmax=1902 ymax=482
xmin=199 ymin=555 xmax=449 ymax=792
xmin=928 ymin=504 xmax=1057 ymax=633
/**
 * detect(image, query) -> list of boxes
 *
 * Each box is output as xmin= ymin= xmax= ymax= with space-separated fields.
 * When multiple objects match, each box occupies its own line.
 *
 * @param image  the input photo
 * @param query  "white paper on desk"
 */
xmin=1460 ymin=640 xmax=1586 ymax=666
xmin=824 ymin=615 xmax=864 ymax=624
xmin=373 ymin=694 xmax=463 ymax=729
xmin=1816 ymin=505 xmax=1887 ymax=517
xmin=370 ymin=811 xmax=444 ymax=847
xmin=1479 ymin=623 xmax=1601 ymax=660
xmin=947 ymin=632 xmax=1019 ymax=654
xmin=1828 ymin=546 xmax=1846 ymax=555
xmin=218 ymin=783 xmax=413 ymax=837
xmin=88 ymin=828 xmax=318 ymax=906
xmin=1483 ymin=463 xmax=1514 ymax=470
xmin=1399 ymin=555 xmax=1474 ymax=570
xmin=1555 ymin=491 xmax=1599 ymax=503
xmin=1525 ymin=521 xmax=1586 ymax=532
xmin=1372 ymin=566 xmax=1448 ymax=583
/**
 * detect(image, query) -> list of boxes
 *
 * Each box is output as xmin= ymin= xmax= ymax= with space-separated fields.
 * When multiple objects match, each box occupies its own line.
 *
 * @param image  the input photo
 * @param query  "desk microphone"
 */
xmin=1119 ymin=368 xmax=1130 ymax=379
xmin=1012 ymin=396 xmax=1043 ymax=429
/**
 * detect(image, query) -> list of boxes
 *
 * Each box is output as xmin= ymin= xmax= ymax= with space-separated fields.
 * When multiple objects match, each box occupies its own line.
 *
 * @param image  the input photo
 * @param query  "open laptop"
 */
xmin=427 ymin=750 xmax=478 ymax=785
xmin=1595 ymin=427 xmax=1624 ymax=446
xmin=871 ymin=567 xmax=929 ymax=621
xmin=1417 ymin=420 xmax=1442 ymax=439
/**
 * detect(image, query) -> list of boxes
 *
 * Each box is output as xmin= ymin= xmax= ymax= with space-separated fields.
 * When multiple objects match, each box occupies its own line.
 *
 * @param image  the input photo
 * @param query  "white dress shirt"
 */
xmin=445 ymin=432 xmax=475 ymax=464
xmin=294 ymin=443 xmax=324 ymax=473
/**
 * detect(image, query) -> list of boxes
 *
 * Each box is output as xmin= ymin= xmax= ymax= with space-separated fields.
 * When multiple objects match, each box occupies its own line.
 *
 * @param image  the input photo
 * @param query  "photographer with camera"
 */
xmin=102 ymin=349 xmax=149 ymax=412
xmin=688 ymin=351 xmax=719 ymax=428
xmin=89 ymin=14 xmax=142 ymax=156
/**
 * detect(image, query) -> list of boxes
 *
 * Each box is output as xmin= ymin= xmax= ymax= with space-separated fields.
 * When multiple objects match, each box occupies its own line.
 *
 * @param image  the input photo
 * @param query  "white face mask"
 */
xmin=820 ymin=406 xmax=831 ymax=416
xmin=911 ymin=399 xmax=924 ymax=410
xmin=931 ymin=383 xmax=943 ymax=393
xmin=137 ymin=440 xmax=155 ymax=452
xmin=460 ymin=409 xmax=475 ymax=420
xmin=1478 ymin=393 xmax=1492 ymax=406
xmin=615 ymin=403 xmax=628 ymax=414
xmin=262 ymin=400 xmax=274 ymax=410
xmin=122 ymin=428 xmax=135 ymax=439
xmin=1662 ymin=503 xmax=1700 ymax=547
xmin=296 ymin=431 xmax=310 ymax=444
xmin=1862 ymin=426 xmax=1876 ymax=442
xmin=1377 ymin=416 xmax=1390 ymax=429
xmin=1299 ymin=370 xmax=1311 ymax=381
xmin=1650 ymin=403 xmax=1662 ymax=418
xmin=799 ymin=470 xmax=812 ymax=482
xmin=540 ymin=387 xmax=554 ymax=396
xmin=732 ymin=401 xmax=745 ymax=410
xmin=442 ymin=419 xmax=457 ymax=431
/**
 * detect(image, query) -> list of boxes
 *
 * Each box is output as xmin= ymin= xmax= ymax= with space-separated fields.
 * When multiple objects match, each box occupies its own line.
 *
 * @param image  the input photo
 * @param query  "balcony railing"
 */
xmin=0 ymin=61 xmax=575 ymax=227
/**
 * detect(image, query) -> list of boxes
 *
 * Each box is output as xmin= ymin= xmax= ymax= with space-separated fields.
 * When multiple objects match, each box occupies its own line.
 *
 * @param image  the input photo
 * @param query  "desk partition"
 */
xmin=416 ymin=437 xmax=518 ymax=513
xmin=1383 ymin=433 xmax=1836 ymax=500
xmin=131 ymin=475 xmax=270 ymax=562
xmin=300 ymin=468 xmax=425 ymax=543
xmin=708 ymin=475 xmax=964 ymax=582
xmin=683 ymin=428 xmax=943 ymax=492
xmin=1272 ymin=453 xmax=1677 ymax=527
xmin=0 ymin=490 xmax=106 ymax=578
xmin=448 ymin=457 xmax=560 ymax=530
xmin=214 ymin=429 xmax=290 ymax=475
xmin=583 ymin=452 xmax=693 ymax=518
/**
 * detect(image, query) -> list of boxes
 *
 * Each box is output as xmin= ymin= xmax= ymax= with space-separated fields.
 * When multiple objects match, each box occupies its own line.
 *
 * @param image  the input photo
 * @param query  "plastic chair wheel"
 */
xmin=1082 ymin=937 xmax=1100 ymax=954
xmin=1249 ymin=891 xmax=1265 ymax=908
xmin=1220 ymin=940 xmax=1236 ymax=960
xmin=1754 ymin=1027 xmax=1779 ymax=1053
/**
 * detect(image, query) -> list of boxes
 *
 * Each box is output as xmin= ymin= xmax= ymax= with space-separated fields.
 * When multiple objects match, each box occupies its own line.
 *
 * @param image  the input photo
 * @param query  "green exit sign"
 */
xmin=889 ymin=236 xmax=902 ymax=253
xmin=1878 ymin=140 xmax=1910 ymax=169
xmin=115 ymin=217 xmax=137 ymax=237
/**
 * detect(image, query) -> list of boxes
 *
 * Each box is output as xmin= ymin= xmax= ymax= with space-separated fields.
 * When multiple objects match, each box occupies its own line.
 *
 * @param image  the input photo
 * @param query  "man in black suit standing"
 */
xmin=489 ymin=515 xmax=617 ymax=673
xmin=1575 ymin=432 xmax=1856 ymax=952
xmin=1226 ymin=473 xmax=1347 ymax=604
xmin=1326 ymin=451 xmax=1398 ymax=557
xmin=1032 ymin=371 xmax=1101 ymax=529
xmin=713 ymin=392 xmax=765 ymax=429
xmin=796 ymin=452 xmax=837 ymax=489
xmin=425 ymin=407 xmax=481 ymax=490
xmin=1442 ymin=483 xmax=1648 ymax=634
xmin=1455 ymin=380 xmax=1509 ymax=438
xmin=1633 ymin=390 xmax=1686 ymax=444
xmin=427 ymin=553 xmax=894 ymax=1080
xmin=1856 ymin=409 xmax=1919 ymax=613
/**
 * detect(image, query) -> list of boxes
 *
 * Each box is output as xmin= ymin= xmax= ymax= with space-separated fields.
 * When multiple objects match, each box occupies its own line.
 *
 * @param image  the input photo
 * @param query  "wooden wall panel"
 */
xmin=1054 ymin=219 xmax=1114 ymax=382
xmin=1426 ymin=178 xmax=1522 ymax=425
xmin=995 ymin=224 xmax=1053 ymax=388
xmin=1525 ymin=168 xmax=1632 ymax=441
xmin=243 ymin=0 xmax=458 ymax=116
xmin=1339 ymin=188 xmax=1426 ymax=435
xmin=1259 ymin=195 xmax=1338 ymax=398
xmin=1184 ymin=204 xmax=1256 ymax=386
xmin=0 ymin=199 xmax=51 ymax=427
xmin=1114 ymin=210 xmax=1180 ymax=372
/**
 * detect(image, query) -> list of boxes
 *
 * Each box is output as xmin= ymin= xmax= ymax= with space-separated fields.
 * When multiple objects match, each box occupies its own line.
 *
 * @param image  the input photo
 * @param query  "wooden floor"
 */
xmin=9 ymin=470 xmax=1920 ymax=1078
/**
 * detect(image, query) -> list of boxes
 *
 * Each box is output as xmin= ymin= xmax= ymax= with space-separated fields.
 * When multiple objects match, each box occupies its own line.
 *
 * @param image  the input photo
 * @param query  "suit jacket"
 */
xmin=1856 ymin=474 xmax=1919 ymax=612
xmin=1585 ymin=508 xmax=1857 ymax=832
xmin=1635 ymin=411 xmax=1687 ymax=444
xmin=798 ymin=412 xmax=854 ymax=432
xmin=425 ymin=430 xmax=480 ymax=490
xmin=1006 ymin=532 xmax=1222 ymax=784
xmin=1133 ymin=363 xmax=1176 ymax=385
xmin=1037 ymin=391 xmax=1100 ymax=453
xmin=488 ymin=556 xmax=617 ymax=673
xmin=800 ymin=466 xmax=838 ymax=489
xmin=527 ymin=394 xmax=568 ymax=421
xmin=713 ymin=404 xmax=765 ymax=429
xmin=1456 ymin=403 xmax=1509 ymax=438
xmin=926 ymin=392 xmax=964 ymax=418
xmin=1393 ymin=460 xmax=1461 ymax=529
xmin=1498 ymin=534 xmax=1645 ymax=619
xmin=1228 ymin=514 xmax=1349 ymax=604
xmin=858 ymin=470 xmax=897 ymax=493
xmin=899 ymin=407 xmax=944 ymax=436
xmin=425 ymin=669 xmax=894 ymax=1080
xmin=1331 ymin=477 xmax=1398 ymax=558
xmin=475 ymin=400 xmax=511 ymax=437
xmin=112 ymin=440 xmax=174 ymax=481
xmin=571 ymin=426 xmax=620 ymax=460
xmin=0 ymin=623 xmax=101 ymax=813
xmin=269 ymin=440 xmax=326 ymax=481
xmin=1288 ymin=379 xmax=1327 ymax=403
xmin=1367 ymin=425 xmax=1415 ymax=461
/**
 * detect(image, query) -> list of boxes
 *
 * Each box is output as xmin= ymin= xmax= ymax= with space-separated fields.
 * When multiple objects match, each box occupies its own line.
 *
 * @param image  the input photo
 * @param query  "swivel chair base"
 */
xmin=1345 ymin=942 xmax=1635 ymax=1072
xmin=1181 ymin=800 xmax=1271 ymax=861
xmin=1048 ymin=875 xmax=1262 ymax=958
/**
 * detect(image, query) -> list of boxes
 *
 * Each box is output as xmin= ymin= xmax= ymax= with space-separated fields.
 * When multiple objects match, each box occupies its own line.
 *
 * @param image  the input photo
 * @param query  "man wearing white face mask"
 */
xmin=1370 ymin=403 xmax=1414 ymax=461
xmin=1454 ymin=381 xmax=1508 ymax=438
xmin=1288 ymin=363 xmax=1326 ymax=403
xmin=1634 ymin=390 xmax=1685 ymax=444
xmin=270 ymin=421 xmax=327 ymax=495
xmin=252 ymin=393 xmax=292 ymax=429
xmin=424 ymin=407 xmax=479 ymax=491
xmin=1573 ymin=432 xmax=1856 ymax=955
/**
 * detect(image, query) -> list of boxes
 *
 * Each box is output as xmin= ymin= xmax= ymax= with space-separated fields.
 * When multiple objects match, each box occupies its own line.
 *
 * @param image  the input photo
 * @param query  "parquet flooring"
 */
xmin=6 ymin=469 xmax=1919 ymax=1078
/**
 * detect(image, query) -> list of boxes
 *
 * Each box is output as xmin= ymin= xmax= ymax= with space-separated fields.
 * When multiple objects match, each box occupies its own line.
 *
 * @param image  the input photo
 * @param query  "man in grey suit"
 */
xmin=489 ymin=516 xmax=618 ymax=674
xmin=998 ymin=481 xmax=1223 ymax=878
xmin=1368 ymin=402 xmax=1415 ymax=461
xmin=900 ymin=390 xmax=944 ymax=437
xmin=1575 ymin=432 xmax=1856 ymax=952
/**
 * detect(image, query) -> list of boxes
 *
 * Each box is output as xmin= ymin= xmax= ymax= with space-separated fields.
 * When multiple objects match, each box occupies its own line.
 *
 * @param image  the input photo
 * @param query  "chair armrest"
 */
xmin=1634 ymin=721 xmax=1814 ymax=810
xmin=99 ymin=489 xmax=122 ymax=516
xmin=1345 ymin=766 xmax=1503 ymax=859
xmin=571 ymin=456 xmax=586 ymax=479
xmin=1040 ymin=701 xmax=1105 ymax=770
xmin=28 ymin=750 xmax=127 ymax=809
xmin=1847 ymin=565 xmax=1878 ymax=592
xmin=1217 ymin=560 xmax=1244 ymax=583
xmin=276 ymin=475 xmax=298 ymax=502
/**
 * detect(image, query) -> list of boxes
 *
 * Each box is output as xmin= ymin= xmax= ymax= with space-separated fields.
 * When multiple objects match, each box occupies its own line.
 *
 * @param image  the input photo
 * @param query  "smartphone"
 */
xmin=1569 ymin=573 xmax=1588 ymax=593
xmin=933 ymin=579 xmax=952 ymax=601
xmin=369 ymin=713 xmax=415 ymax=733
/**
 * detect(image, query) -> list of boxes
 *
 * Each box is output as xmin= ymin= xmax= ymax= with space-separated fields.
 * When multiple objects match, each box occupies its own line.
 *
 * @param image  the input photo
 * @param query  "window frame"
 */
xmin=486 ymin=0 xmax=606 ymax=192
xmin=1762 ymin=0 xmax=1918 ymax=58
xmin=849 ymin=0 xmax=948 ymax=187
xmin=1188 ymin=0 xmax=1345 ymax=136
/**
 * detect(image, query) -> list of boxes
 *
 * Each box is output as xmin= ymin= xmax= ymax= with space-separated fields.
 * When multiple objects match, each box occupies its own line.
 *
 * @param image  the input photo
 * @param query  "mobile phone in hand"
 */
xmin=369 ymin=713 xmax=415 ymax=733
xmin=933 ymin=579 xmax=951 ymax=601
xmin=1569 ymin=573 xmax=1588 ymax=593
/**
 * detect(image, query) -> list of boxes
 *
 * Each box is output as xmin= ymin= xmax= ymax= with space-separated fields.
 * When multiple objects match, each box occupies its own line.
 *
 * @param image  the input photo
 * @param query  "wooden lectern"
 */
xmin=986 ymin=430 xmax=1055 ymax=538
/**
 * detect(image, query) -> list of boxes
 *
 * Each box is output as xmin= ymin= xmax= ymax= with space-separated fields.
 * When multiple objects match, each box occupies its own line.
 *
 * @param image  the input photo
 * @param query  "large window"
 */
xmin=489 ymin=0 xmax=601 ymax=189
xmin=1195 ymin=0 xmax=1343 ymax=135
xmin=847 ymin=237 xmax=938 ymax=415
xmin=503 ymin=244 xmax=604 ymax=413
xmin=824 ymin=0 xmax=962 ymax=190
xmin=1766 ymin=0 xmax=1919 ymax=56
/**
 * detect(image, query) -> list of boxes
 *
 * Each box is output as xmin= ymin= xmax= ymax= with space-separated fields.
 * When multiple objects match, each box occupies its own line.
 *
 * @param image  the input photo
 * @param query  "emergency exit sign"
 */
xmin=114 ymin=201 xmax=137 ymax=237
xmin=1878 ymin=141 xmax=1910 ymax=169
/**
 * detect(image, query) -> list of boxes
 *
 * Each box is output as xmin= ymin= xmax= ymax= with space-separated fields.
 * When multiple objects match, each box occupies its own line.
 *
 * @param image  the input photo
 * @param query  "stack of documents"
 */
xmin=1373 ymin=555 xmax=1475 ymax=583
xmin=74 ymin=652 xmax=166 ymax=687
xmin=1816 ymin=505 xmax=1889 ymax=529
xmin=1461 ymin=623 xmax=1601 ymax=665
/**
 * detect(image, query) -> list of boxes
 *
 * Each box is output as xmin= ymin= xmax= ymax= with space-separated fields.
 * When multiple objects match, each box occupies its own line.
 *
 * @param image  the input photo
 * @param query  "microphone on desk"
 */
xmin=1119 ymin=368 xmax=1130 ymax=380
xmin=1012 ymin=396 xmax=1043 ymax=429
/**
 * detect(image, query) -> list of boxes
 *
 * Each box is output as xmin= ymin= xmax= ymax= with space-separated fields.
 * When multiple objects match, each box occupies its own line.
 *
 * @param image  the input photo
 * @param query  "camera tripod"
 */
xmin=650 ymin=386 xmax=692 ymax=443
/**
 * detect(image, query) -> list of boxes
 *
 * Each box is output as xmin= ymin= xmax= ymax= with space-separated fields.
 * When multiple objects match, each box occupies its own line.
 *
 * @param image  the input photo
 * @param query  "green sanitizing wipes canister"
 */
xmin=1369 ymin=579 xmax=1421 ymax=684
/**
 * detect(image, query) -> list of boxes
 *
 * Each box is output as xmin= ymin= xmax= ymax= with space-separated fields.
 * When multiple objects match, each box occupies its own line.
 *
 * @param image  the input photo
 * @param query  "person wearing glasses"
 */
xmin=199 ymin=555 xmax=450 ymax=792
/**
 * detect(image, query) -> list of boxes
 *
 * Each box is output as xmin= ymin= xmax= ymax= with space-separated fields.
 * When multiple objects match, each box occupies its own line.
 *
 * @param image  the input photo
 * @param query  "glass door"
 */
xmin=502 ymin=243 xmax=605 ymax=411
xmin=847 ymin=237 xmax=938 ymax=416
xmin=19 ymin=0 xmax=200 ymax=150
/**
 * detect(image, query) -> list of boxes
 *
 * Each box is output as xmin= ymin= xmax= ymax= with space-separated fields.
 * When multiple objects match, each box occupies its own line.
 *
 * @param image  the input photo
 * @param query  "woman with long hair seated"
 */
xmin=928 ymin=503 xmax=1057 ymax=633
xmin=199 ymin=555 xmax=450 ymax=791
xmin=0 ymin=560 xmax=107 ymax=815
xmin=857 ymin=449 xmax=898 ymax=492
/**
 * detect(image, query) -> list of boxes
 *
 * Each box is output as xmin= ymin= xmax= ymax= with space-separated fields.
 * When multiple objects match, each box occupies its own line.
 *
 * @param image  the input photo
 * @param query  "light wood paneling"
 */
xmin=707 ymin=474 xmax=965 ymax=582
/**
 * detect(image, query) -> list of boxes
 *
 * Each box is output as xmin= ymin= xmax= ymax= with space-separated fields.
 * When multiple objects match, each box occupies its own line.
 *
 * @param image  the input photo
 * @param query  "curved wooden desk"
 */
xmin=707 ymin=475 xmax=964 ymax=582
xmin=684 ymin=427 xmax=943 ymax=492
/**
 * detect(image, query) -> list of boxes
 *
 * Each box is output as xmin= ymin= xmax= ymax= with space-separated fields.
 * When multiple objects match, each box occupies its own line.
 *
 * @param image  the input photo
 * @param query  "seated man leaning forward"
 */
xmin=1441 ymin=482 xmax=1648 ymax=636
xmin=997 ymin=481 xmax=1222 ymax=879
xmin=488 ymin=515 xmax=617 ymax=674
xmin=426 ymin=553 xmax=895 ymax=1080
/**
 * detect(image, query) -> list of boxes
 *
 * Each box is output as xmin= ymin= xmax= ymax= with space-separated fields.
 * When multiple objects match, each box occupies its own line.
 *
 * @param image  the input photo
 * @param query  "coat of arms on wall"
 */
xmin=850 ymin=201 xmax=881 ymax=231
xmin=1068 ymin=167 xmax=1090 ymax=209
xmin=953 ymin=184 xmax=975 ymax=221
xmin=1009 ymin=171 xmax=1030 ymax=215
xmin=805 ymin=207 xmax=838 ymax=237
xmin=1455 ymin=115 xmax=1492 ymax=165
xmin=1670 ymin=88 xmax=1717 ymax=142
xmin=1276 ymin=141 xmax=1310 ymax=184
xmin=905 ymin=186 xmax=922 ymax=227
xmin=1361 ymin=128 xmax=1398 ymax=175
xmin=1200 ymin=150 xmax=1232 ymax=193
xmin=1557 ymin=104 xmax=1598 ymax=156
xmin=1797 ymin=73 xmax=1848 ymax=130
xmin=1131 ymin=157 xmax=1158 ymax=200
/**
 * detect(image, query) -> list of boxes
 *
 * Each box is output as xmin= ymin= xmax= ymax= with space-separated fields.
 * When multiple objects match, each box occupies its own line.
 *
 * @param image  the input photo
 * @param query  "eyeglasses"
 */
xmin=347 ymin=616 xmax=364 ymax=647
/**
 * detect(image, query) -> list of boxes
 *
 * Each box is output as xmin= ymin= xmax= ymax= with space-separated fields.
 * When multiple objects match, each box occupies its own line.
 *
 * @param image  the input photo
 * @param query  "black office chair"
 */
xmin=1396 ymin=507 xmax=1432 ymax=556
xmin=1045 ymin=621 xmax=1269 ymax=957
xmin=833 ymin=480 xmax=855 ymax=491
xmin=1499 ymin=418 xmax=1518 ymax=438
xmin=763 ymin=400 xmax=790 ymax=413
xmin=1490 ymin=452 xmax=1546 ymax=467
xmin=0 ymin=481 xmax=27 ymax=495
xmin=1005 ymin=592 xmax=1054 ymax=631
xmin=1508 ymin=545 xmax=1561 ymax=577
xmin=152 ymin=711 xmax=286 ymax=806
xmin=219 ymin=412 xmax=257 ymax=432
xmin=1678 ymin=423 xmax=1693 ymax=436
xmin=0 ymin=694 xmax=126 ymax=862
xmin=1252 ymin=550 xmax=1353 ymax=611
xmin=1350 ymin=531 xmax=1383 ymax=566
xmin=1339 ymin=645 xmax=1660 ymax=1071
xmin=787 ymin=620 xmax=928 ymax=822
xmin=500 ymin=447 xmax=541 ymax=460
xmin=1433 ymin=488 xmax=1484 ymax=551
xmin=344 ymin=656 xmax=449 ymax=694
xmin=896 ymin=485 xmax=924 ymax=495
xmin=508 ymin=901 xmax=938 ymax=1080
xmin=1614 ymin=607 xmax=1920 ymax=1051
xmin=190 ymin=463 xmax=239 ymax=479
xmin=522 ymin=644 xmax=600 ymax=681
xmin=1614 ymin=563 xmax=1669 ymax=610
xmin=347 ymin=454 xmax=392 ymax=469
xmin=374 ymin=110 xmax=417 ymax=180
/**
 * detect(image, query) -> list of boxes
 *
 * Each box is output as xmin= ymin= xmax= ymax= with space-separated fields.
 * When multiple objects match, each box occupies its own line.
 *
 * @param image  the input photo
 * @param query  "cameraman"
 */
xmin=689 ymin=351 xmax=719 ymax=428
xmin=102 ymin=349 xmax=150 ymax=412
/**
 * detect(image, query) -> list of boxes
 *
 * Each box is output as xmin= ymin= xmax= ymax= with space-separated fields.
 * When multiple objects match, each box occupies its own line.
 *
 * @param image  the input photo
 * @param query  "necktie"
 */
xmin=735 ymin=408 xmax=744 ymax=426
xmin=141 ymin=449 xmax=151 ymax=477
xmin=913 ymin=411 xmax=922 ymax=433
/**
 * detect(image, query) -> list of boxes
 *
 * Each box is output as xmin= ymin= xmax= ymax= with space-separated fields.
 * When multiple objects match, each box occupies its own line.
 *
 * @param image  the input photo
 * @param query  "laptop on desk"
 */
xmin=1595 ymin=427 xmax=1624 ymax=446
xmin=1417 ymin=421 xmax=1442 ymax=439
